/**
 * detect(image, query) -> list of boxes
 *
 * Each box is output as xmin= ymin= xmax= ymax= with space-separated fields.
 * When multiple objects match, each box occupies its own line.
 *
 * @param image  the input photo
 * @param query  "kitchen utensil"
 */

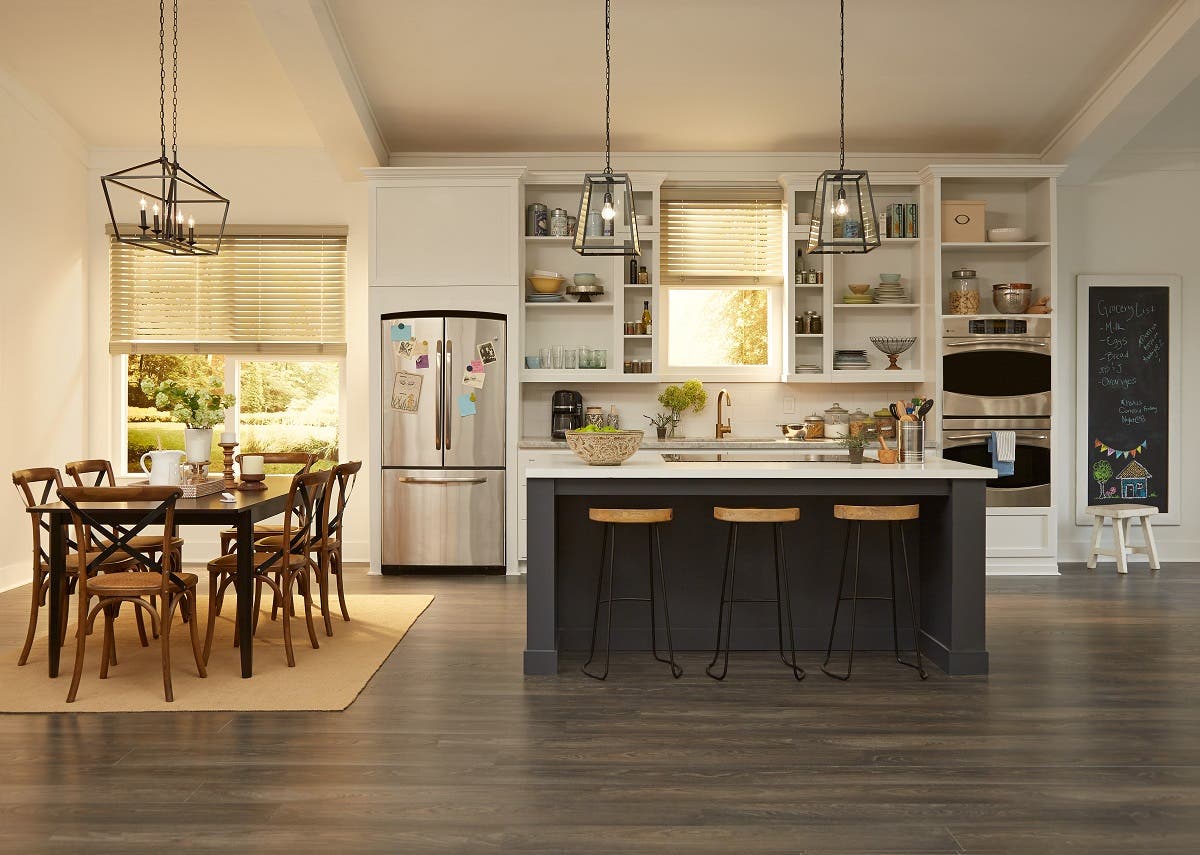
xmin=993 ymin=282 xmax=1033 ymax=314
xmin=527 ymin=275 xmax=565 ymax=294
xmin=869 ymin=336 xmax=917 ymax=370
xmin=987 ymin=226 xmax=1027 ymax=242
xmin=889 ymin=403 xmax=901 ymax=420
xmin=566 ymin=283 xmax=604 ymax=302
xmin=916 ymin=399 xmax=933 ymax=420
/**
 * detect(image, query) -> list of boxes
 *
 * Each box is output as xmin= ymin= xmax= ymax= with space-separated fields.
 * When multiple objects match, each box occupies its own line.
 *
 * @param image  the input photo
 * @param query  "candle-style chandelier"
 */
xmin=101 ymin=0 xmax=229 ymax=255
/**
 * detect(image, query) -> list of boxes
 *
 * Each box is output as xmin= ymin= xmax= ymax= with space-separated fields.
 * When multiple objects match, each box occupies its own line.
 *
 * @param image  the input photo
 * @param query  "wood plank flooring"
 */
xmin=1 ymin=563 xmax=1198 ymax=853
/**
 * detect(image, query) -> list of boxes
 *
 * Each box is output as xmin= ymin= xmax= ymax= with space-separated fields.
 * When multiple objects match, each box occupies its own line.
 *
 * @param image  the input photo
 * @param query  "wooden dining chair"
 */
xmin=12 ymin=469 xmax=137 ymax=666
xmin=254 ymin=460 xmax=360 ymax=636
xmin=57 ymin=485 xmax=206 ymax=703
xmin=217 ymin=453 xmax=316 ymax=555
xmin=204 ymin=469 xmax=331 ymax=668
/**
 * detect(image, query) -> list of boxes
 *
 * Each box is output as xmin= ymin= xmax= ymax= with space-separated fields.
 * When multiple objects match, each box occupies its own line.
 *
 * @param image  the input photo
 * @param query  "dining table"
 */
xmin=28 ymin=477 xmax=294 ymax=679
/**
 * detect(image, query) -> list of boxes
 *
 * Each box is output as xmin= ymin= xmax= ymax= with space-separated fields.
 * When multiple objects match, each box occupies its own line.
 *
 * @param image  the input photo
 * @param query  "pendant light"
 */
xmin=573 ymin=0 xmax=640 ymax=257
xmin=807 ymin=0 xmax=879 ymax=254
xmin=101 ymin=0 xmax=229 ymax=256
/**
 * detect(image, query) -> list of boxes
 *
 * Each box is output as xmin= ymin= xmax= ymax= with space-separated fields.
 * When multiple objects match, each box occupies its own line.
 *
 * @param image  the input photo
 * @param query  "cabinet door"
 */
xmin=371 ymin=183 xmax=517 ymax=287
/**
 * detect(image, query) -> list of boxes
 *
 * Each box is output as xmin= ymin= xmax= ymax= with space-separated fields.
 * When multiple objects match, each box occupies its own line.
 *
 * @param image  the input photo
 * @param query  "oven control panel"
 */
xmin=967 ymin=318 xmax=1026 ymax=335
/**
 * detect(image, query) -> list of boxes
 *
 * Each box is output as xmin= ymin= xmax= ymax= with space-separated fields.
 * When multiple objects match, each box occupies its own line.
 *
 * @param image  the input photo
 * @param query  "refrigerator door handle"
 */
xmin=445 ymin=339 xmax=453 ymax=451
xmin=434 ymin=339 xmax=443 ymax=451
xmin=395 ymin=475 xmax=487 ymax=485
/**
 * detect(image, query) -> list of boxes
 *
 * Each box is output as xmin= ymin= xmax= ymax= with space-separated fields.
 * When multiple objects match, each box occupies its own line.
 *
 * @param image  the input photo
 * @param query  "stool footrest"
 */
xmin=725 ymin=598 xmax=786 ymax=605
xmin=600 ymin=597 xmax=652 ymax=605
xmin=837 ymin=595 xmax=893 ymax=602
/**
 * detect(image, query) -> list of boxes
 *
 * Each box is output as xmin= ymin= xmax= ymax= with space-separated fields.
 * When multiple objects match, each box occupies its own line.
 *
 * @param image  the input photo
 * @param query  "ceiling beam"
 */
xmin=249 ymin=0 xmax=387 ymax=179
xmin=1044 ymin=0 xmax=1200 ymax=184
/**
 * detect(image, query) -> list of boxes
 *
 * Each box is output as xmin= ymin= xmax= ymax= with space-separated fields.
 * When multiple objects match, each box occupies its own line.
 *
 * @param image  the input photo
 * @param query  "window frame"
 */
xmin=660 ymin=281 xmax=782 ymax=380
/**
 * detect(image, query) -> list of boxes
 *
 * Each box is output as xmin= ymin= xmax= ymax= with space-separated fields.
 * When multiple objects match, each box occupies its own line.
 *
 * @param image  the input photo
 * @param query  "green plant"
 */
xmin=657 ymin=380 xmax=707 ymax=418
xmin=840 ymin=434 xmax=868 ymax=449
xmin=644 ymin=413 xmax=674 ymax=429
xmin=140 ymin=375 xmax=234 ymax=429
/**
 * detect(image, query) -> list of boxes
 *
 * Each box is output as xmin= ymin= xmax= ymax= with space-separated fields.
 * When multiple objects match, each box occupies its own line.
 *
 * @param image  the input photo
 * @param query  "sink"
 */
xmin=663 ymin=453 xmax=878 ymax=464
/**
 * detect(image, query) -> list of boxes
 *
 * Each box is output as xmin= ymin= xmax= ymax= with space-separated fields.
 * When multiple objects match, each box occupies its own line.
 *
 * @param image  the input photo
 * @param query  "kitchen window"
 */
xmin=660 ymin=192 xmax=783 ymax=376
xmin=110 ymin=230 xmax=347 ymax=473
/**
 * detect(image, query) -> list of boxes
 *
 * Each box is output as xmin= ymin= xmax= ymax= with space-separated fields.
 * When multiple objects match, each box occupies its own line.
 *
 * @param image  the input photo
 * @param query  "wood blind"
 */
xmin=661 ymin=195 xmax=784 ymax=283
xmin=109 ymin=234 xmax=347 ymax=355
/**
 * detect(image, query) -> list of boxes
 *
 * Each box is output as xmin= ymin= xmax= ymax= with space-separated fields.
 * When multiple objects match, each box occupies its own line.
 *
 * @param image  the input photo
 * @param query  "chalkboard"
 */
xmin=1077 ymin=276 xmax=1181 ymax=525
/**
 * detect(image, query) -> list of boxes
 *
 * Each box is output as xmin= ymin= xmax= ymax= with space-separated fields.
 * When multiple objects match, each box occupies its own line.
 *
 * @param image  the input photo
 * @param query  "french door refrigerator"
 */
xmin=381 ymin=310 xmax=506 ymax=573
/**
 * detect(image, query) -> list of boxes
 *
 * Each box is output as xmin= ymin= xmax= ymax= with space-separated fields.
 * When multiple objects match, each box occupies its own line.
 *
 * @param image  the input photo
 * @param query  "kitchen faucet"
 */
xmin=715 ymin=388 xmax=732 ymax=439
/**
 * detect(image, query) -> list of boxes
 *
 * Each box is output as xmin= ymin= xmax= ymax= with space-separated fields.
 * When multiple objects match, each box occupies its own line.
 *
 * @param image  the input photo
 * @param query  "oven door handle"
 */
xmin=946 ymin=432 xmax=1049 ymax=441
xmin=944 ymin=338 xmax=1048 ymax=347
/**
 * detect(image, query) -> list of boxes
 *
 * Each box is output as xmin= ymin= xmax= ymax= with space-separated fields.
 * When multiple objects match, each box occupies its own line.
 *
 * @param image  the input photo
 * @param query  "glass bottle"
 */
xmin=641 ymin=300 xmax=653 ymax=335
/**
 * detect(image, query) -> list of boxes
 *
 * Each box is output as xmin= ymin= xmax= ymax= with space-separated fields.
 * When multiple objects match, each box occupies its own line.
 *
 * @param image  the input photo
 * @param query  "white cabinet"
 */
xmin=366 ymin=167 xmax=524 ymax=288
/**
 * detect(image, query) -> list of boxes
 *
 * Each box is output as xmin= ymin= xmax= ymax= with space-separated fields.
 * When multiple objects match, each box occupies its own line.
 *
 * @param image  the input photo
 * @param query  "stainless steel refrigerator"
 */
xmin=381 ymin=311 xmax=506 ymax=573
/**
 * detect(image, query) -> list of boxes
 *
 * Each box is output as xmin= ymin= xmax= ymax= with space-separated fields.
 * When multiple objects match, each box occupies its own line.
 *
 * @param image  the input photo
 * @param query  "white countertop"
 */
xmin=519 ymin=435 xmax=877 ymax=451
xmin=525 ymin=452 xmax=996 ymax=480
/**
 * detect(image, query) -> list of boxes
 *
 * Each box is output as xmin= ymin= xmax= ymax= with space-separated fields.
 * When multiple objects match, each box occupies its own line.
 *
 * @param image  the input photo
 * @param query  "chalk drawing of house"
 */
xmin=1116 ymin=460 xmax=1150 ymax=499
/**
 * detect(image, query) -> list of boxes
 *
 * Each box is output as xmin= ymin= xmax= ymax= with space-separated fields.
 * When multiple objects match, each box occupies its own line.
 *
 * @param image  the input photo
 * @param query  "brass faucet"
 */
xmin=715 ymin=388 xmax=732 ymax=439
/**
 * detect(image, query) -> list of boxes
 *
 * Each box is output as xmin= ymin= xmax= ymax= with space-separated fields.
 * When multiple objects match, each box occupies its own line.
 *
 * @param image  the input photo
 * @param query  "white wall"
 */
xmin=84 ymin=146 xmax=370 ymax=564
xmin=0 ymin=73 xmax=90 ymax=590
xmin=1057 ymin=154 xmax=1200 ymax=561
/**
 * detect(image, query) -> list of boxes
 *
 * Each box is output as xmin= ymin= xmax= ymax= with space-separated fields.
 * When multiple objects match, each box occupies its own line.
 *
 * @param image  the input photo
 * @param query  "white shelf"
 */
xmin=784 ymin=372 xmax=828 ymax=383
xmin=880 ymin=237 xmax=920 ymax=245
xmin=942 ymin=241 xmax=1050 ymax=250
xmin=520 ymin=369 xmax=618 ymax=382
xmin=794 ymin=284 xmax=824 ymax=290
xmin=524 ymin=235 xmax=576 ymax=243
xmin=523 ymin=301 xmax=614 ymax=310
xmin=939 ymin=313 xmax=1050 ymax=320
xmin=832 ymin=302 xmax=921 ymax=309
xmin=623 ymin=283 xmax=653 ymax=289
xmin=617 ymin=373 xmax=661 ymax=382
xmin=623 ymin=334 xmax=653 ymax=339
xmin=794 ymin=333 xmax=824 ymax=338
xmin=830 ymin=369 xmax=924 ymax=383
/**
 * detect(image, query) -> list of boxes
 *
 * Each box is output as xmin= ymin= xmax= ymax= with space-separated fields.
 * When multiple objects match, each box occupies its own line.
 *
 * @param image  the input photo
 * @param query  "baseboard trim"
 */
xmin=0 ymin=562 xmax=29 ymax=594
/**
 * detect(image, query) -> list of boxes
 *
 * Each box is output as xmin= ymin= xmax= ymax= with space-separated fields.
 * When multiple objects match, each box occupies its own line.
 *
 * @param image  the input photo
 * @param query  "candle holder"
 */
xmin=237 ymin=472 xmax=267 ymax=492
xmin=218 ymin=441 xmax=238 ymax=489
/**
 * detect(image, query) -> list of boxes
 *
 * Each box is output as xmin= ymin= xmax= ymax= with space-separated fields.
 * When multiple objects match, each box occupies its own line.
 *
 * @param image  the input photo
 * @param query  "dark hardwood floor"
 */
xmin=2 ymin=564 xmax=1199 ymax=853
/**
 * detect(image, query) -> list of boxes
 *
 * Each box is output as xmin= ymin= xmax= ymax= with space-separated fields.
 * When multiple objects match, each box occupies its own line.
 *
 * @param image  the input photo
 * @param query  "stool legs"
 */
xmin=822 ymin=521 xmax=862 ymax=680
xmin=707 ymin=522 xmax=804 ymax=681
xmin=1142 ymin=517 xmax=1161 ymax=570
xmin=893 ymin=523 xmax=927 ymax=679
xmin=582 ymin=522 xmax=682 ymax=681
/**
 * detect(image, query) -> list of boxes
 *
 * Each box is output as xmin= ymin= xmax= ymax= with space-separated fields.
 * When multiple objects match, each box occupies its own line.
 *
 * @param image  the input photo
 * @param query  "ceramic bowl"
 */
xmin=572 ymin=273 xmax=598 ymax=287
xmin=848 ymin=283 xmax=871 ymax=295
xmin=988 ymin=227 xmax=1028 ymax=243
xmin=528 ymin=275 xmax=565 ymax=294
xmin=878 ymin=273 xmax=902 ymax=283
xmin=524 ymin=356 xmax=542 ymax=369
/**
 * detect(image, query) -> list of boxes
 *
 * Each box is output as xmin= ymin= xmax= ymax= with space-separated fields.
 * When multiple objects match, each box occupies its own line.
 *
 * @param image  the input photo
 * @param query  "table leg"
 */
xmin=237 ymin=514 xmax=254 ymax=678
xmin=47 ymin=516 xmax=67 ymax=678
xmin=524 ymin=478 xmax=558 ymax=675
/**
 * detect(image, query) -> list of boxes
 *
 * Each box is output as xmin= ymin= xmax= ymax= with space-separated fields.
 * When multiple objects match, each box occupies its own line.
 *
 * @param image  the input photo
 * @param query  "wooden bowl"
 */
xmin=564 ymin=430 xmax=644 ymax=466
xmin=848 ymin=283 xmax=871 ymax=295
xmin=876 ymin=448 xmax=899 ymax=465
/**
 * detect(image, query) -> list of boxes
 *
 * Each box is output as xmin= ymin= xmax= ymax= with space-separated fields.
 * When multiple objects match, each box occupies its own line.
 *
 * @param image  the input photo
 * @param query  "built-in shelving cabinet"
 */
xmin=519 ymin=172 xmax=667 ymax=383
xmin=779 ymin=173 xmax=927 ymax=385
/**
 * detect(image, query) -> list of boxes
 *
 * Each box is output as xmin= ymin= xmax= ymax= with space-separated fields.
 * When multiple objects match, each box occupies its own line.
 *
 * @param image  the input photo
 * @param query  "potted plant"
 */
xmin=840 ymin=434 xmax=867 ymax=464
xmin=141 ymin=376 xmax=235 ymax=463
xmin=644 ymin=413 xmax=674 ymax=441
xmin=656 ymin=380 xmax=708 ymax=438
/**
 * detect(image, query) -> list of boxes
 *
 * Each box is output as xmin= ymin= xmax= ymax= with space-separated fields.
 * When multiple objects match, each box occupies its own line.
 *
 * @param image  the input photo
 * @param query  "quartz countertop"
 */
xmin=525 ymin=452 xmax=995 ymax=480
xmin=519 ymin=435 xmax=880 ymax=451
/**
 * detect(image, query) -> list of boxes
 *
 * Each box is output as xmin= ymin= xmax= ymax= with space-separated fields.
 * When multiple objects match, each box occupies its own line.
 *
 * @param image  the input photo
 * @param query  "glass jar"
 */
xmin=873 ymin=408 xmax=896 ymax=441
xmin=803 ymin=413 xmax=825 ymax=439
xmin=549 ymin=207 xmax=569 ymax=237
xmin=823 ymin=402 xmax=850 ymax=438
xmin=848 ymin=407 xmax=871 ymax=438
xmin=948 ymin=268 xmax=980 ymax=315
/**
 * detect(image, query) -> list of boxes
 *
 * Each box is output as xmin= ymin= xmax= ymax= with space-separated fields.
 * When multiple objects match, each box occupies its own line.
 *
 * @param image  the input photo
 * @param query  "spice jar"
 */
xmin=823 ymin=403 xmax=850 ymax=439
xmin=949 ymin=268 xmax=980 ymax=315
xmin=802 ymin=413 xmax=825 ymax=439
xmin=848 ymin=407 xmax=871 ymax=438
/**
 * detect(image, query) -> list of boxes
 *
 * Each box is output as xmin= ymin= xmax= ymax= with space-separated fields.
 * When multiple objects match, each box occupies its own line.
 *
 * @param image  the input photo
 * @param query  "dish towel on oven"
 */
xmin=988 ymin=430 xmax=1016 ymax=477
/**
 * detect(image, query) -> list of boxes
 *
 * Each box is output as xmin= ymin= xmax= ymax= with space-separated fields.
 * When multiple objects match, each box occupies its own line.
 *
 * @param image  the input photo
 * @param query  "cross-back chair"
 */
xmin=217 ymin=453 xmax=316 ymax=555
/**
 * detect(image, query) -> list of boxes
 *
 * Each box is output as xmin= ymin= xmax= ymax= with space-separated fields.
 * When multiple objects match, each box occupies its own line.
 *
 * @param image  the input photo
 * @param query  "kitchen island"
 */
xmin=524 ymin=453 xmax=996 ymax=677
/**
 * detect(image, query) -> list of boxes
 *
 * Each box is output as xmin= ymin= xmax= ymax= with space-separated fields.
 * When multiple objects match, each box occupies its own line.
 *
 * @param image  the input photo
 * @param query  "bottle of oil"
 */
xmin=641 ymin=300 xmax=653 ymax=336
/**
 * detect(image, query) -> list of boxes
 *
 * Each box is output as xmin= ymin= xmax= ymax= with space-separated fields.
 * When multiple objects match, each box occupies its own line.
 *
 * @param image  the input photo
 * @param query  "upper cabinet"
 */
xmin=365 ymin=167 xmax=525 ymax=288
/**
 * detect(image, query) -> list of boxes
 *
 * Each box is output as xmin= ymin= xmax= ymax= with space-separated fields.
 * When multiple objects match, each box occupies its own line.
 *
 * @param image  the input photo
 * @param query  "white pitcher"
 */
xmin=140 ymin=449 xmax=185 ymax=486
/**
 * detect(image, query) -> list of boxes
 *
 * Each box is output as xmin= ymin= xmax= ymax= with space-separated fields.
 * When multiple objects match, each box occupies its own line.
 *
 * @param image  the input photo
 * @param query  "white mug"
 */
xmin=140 ymin=449 xmax=185 ymax=486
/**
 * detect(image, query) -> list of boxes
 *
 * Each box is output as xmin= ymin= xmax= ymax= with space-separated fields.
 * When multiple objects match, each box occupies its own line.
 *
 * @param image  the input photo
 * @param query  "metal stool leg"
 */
xmin=822 ymin=521 xmax=862 ymax=680
xmin=706 ymin=523 xmax=739 ymax=680
xmin=888 ymin=522 xmax=901 ymax=660
xmin=774 ymin=522 xmax=805 ymax=681
xmin=896 ymin=522 xmax=928 ymax=679
xmin=653 ymin=523 xmax=683 ymax=678
xmin=582 ymin=523 xmax=616 ymax=680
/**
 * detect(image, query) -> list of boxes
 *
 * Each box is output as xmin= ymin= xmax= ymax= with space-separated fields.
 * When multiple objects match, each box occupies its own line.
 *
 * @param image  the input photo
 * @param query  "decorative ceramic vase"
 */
xmin=183 ymin=427 xmax=213 ymax=464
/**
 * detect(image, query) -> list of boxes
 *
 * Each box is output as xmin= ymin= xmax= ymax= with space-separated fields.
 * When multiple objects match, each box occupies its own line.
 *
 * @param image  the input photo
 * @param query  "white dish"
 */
xmin=987 ymin=227 xmax=1028 ymax=242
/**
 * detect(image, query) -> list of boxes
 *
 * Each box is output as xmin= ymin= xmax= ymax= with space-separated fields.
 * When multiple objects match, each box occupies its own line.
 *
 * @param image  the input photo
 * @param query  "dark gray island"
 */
xmin=524 ymin=453 xmax=996 ymax=677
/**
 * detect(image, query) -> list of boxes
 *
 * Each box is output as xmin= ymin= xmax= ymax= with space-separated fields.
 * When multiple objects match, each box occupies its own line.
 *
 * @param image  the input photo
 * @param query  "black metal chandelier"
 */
xmin=808 ymin=0 xmax=879 ymax=254
xmin=573 ymin=0 xmax=640 ymax=257
xmin=101 ymin=0 xmax=229 ymax=256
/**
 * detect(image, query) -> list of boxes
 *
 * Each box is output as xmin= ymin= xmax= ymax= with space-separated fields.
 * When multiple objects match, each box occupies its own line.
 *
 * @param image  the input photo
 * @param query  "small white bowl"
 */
xmin=988 ymin=227 xmax=1028 ymax=243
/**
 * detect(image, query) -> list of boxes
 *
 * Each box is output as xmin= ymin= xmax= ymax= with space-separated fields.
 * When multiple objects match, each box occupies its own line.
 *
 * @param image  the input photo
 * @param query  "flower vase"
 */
xmin=183 ymin=427 xmax=213 ymax=464
xmin=668 ymin=413 xmax=681 ymax=438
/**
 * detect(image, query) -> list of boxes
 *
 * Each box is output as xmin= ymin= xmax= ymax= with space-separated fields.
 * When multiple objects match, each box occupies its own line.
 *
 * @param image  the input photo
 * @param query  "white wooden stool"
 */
xmin=1085 ymin=504 xmax=1161 ymax=574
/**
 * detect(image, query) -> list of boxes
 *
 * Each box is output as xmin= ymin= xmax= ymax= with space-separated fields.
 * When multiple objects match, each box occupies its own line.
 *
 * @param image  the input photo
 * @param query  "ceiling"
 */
xmin=327 ymin=0 xmax=1175 ymax=154
xmin=0 ymin=0 xmax=1182 ymax=157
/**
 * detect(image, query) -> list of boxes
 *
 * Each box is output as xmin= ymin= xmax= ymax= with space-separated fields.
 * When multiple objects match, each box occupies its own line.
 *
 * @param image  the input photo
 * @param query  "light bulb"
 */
xmin=139 ymin=197 xmax=147 ymax=211
xmin=187 ymin=216 xmax=194 ymax=228
xmin=152 ymin=203 xmax=160 ymax=215
xmin=601 ymin=193 xmax=615 ymax=221
xmin=832 ymin=189 xmax=849 ymax=217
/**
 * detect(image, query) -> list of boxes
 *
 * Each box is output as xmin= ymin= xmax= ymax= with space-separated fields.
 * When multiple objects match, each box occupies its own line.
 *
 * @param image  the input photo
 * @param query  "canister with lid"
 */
xmin=848 ymin=407 xmax=871 ymax=438
xmin=948 ymin=268 xmax=980 ymax=315
xmin=823 ymin=402 xmax=850 ymax=438
xmin=873 ymin=407 xmax=896 ymax=441
xmin=803 ymin=413 xmax=825 ymax=439
xmin=526 ymin=203 xmax=548 ymax=236
xmin=549 ymin=207 xmax=570 ymax=237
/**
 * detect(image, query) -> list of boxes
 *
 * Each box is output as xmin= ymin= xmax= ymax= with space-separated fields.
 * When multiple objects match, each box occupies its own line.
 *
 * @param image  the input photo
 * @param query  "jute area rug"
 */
xmin=1 ymin=591 xmax=433 ymax=713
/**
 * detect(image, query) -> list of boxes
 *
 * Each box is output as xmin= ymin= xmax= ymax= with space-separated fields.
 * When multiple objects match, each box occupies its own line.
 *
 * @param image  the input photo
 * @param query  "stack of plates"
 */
xmin=833 ymin=349 xmax=871 ymax=370
xmin=842 ymin=292 xmax=875 ymax=304
xmin=794 ymin=363 xmax=821 ymax=373
xmin=874 ymin=281 xmax=909 ymax=303
xmin=526 ymin=293 xmax=565 ymax=303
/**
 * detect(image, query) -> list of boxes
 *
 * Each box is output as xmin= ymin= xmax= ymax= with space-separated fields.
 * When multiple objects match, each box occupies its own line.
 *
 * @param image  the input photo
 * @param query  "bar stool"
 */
xmin=821 ymin=504 xmax=927 ymax=681
xmin=707 ymin=507 xmax=804 ymax=681
xmin=582 ymin=508 xmax=682 ymax=681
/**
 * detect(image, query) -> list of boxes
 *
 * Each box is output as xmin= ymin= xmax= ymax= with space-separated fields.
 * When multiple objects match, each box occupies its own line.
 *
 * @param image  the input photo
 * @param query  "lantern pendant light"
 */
xmin=573 ymin=0 xmax=640 ymax=257
xmin=807 ymin=0 xmax=879 ymax=254
xmin=101 ymin=0 xmax=229 ymax=256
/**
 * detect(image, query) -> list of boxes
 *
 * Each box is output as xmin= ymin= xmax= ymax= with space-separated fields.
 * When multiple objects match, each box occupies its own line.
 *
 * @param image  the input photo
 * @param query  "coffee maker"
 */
xmin=551 ymin=390 xmax=583 ymax=439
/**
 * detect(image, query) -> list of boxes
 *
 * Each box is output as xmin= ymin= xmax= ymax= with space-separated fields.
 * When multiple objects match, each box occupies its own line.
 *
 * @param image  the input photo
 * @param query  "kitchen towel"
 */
xmin=988 ymin=430 xmax=1016 ymax=477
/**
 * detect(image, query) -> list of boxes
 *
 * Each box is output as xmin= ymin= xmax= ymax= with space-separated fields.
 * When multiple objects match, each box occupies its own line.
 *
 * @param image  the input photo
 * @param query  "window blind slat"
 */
xmin=661 ymin=199 xmax=784 ymax=283
xmin=109 ymin=234 xmax=347 ymax=356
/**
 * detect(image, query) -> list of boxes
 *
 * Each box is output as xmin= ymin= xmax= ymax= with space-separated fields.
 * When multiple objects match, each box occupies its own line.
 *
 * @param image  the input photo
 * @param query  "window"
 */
xmin=660 ymin=192 xmax=783 ymax=374
xmin=113 ymin=230 xmax=347 ymax=473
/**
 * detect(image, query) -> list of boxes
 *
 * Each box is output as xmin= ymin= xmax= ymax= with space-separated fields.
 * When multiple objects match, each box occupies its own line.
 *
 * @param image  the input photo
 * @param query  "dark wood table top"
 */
xmin=26 ymin=476 xmax=293 ymax=522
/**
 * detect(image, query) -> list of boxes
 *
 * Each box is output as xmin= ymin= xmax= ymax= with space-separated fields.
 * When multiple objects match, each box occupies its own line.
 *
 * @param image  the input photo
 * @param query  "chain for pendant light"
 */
xmin=604 ymin=0 xmax=612 ymax=174
xmin=155 ymin=0 xmax=180 ymax=162
xmin=838 ymin=0 xmax=845 ymax=171
xmin=172 ymin=0 xmax=178 ymax=162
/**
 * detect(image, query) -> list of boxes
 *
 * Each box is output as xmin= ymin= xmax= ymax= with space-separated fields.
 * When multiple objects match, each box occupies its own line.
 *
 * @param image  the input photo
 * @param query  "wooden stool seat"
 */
xmin=834 ymin=503 xmax=920 ymax=522
xmin=589 ymin=508 xmax=673 ymax=524
xmin=713 ymin=507 xmax=800 ymax=524
xmin=1085 ymin=504 xmax=1160 ymax=575
xmin=88 ymin=571 xmax=199 ymax=596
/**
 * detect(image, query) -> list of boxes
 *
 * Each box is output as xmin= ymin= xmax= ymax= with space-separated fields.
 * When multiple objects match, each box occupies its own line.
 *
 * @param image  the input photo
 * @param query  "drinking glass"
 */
xmin=564 ymin=348 xmax=578 ymax=369
xmin=550 ymin=345 xmax=563 ymax=370
xmin=594 ymin=349 xmax=607 ymax=369
xmin=539 ymin=347 xmax=550 ymax=369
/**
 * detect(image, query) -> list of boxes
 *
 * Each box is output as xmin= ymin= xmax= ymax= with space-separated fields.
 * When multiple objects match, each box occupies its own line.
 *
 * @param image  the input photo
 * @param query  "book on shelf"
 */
xmin=883 ymin=202 xmax=919 ymax=239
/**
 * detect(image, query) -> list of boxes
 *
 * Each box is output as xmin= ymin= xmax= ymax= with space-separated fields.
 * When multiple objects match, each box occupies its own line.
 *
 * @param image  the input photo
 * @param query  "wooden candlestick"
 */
xmin=237 ymin=472 xmax=268 ymax=491
xmin=218 ymin=442 xmax=238 ymax=490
